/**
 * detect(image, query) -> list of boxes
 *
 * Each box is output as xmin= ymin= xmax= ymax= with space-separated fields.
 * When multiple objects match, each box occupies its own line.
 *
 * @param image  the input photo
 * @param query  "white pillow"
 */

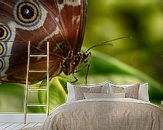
xmin=67 ymin=82 xmax=75 ymax=103
xmin=84 ymin=93 xmax=125 ymax=99
xmin=109 ymin=83 xmax=150 ymax=102
xmin=139 ymin=83 xmax=149 ymax=102
xmin=66 ymin=81 xmax=110 ymax=103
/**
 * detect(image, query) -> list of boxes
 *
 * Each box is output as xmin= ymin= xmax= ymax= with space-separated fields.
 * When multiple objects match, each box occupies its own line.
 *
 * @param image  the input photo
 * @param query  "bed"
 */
xmin=41 ymin=82 xmax=163 ymax=130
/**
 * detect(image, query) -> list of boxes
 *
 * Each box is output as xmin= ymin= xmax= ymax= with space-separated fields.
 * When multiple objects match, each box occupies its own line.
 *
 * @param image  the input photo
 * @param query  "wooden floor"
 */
xmin=0 ymin=114 xmax=46 ymax=130
xmin=0 ymin=122 xmax=43 ymax=130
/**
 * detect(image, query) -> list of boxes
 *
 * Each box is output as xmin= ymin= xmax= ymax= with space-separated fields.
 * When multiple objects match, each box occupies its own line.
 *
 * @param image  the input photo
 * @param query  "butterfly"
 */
xmin=0 ymin=0 xmax=87 ymax=84
xmin=0 ymin=0 xmax=129 ymax=84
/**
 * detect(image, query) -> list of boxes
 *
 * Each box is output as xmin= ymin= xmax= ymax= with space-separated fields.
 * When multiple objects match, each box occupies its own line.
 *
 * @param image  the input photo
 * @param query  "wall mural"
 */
xmin=0 ymin=0 xmax=163 ymax=113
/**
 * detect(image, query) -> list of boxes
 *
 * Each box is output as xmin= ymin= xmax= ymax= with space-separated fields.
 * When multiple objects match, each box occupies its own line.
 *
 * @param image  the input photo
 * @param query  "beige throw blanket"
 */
xmin=42 ymin=98 xmax=163 ymax=130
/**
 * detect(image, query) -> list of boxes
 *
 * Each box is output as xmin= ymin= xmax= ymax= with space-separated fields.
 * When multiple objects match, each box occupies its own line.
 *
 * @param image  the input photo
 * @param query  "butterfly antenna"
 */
xmin=86 ymin=36 xmax=132 ymax=53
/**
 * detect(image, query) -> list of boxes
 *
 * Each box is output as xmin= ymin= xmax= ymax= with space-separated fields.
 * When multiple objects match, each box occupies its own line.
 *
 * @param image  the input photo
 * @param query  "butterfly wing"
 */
xmin=0 ymin=0 xmax=65 ymax=83
xmin=55 ymin=0 xmax=87 ymax=54
xmin=0 ymin=0 xmax=86 ymax=83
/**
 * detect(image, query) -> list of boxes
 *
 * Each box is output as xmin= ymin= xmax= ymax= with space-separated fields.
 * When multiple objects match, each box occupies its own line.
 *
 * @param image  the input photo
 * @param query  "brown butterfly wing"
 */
xmin=56 ymin=0 xmax=87 ymax=54
xmin=0 ymin=0 xmax=86 ymax=83
xmin=0 ymin=0 xmax=65 ymax=83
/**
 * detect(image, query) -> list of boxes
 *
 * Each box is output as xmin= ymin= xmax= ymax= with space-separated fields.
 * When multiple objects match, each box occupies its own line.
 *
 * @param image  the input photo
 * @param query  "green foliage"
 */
xmin=38 ymin=77 xmax=67 ymax=112
xmin=0 ymin=83 xmax=24 ymax=113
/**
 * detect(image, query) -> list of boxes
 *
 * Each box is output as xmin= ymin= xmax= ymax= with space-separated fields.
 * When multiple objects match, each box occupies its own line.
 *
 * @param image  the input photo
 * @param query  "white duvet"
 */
xmin=42 ymin=98 xmax=163 ymax=130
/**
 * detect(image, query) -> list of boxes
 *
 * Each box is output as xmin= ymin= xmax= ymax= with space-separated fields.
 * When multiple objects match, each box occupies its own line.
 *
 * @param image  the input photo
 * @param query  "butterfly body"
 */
xmin=60 ymin=50 xmax=91 ymax=83
xmin=0 ymin=0 xmax=87 ymax=84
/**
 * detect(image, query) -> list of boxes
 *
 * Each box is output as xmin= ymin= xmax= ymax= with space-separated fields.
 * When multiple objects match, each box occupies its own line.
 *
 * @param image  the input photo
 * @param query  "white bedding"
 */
xmin=42 ymin=98 xmax=163 ymax=130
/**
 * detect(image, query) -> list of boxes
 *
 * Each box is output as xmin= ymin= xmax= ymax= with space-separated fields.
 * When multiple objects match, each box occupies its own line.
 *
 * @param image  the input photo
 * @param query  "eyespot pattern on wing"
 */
xmin=0 ymin=58 xmax=5 ymax=72
xmin=0 ymin=24 xmax=11 ymax=41
xmin=0 ymin=24 xmax=10 ymax=57
xmin=0 ymin=42 xmax=6 ymax=56
xmin=14 ymin=0 xmax=41 ymax=27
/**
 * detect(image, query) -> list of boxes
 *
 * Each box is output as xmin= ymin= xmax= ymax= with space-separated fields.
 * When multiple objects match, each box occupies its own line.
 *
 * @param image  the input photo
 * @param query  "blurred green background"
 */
xmin=0 ymin=0 xmax=163 ymax=113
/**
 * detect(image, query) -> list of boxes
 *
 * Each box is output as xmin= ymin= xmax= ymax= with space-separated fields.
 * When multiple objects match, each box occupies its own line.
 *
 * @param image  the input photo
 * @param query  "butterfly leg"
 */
xmin=71 ymin=73 xmax=78 ymax=83
xmin=74 ymin=63 xmax=90 ymax=85
xmin=85 ymin=64 xmax=90 ymax=85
